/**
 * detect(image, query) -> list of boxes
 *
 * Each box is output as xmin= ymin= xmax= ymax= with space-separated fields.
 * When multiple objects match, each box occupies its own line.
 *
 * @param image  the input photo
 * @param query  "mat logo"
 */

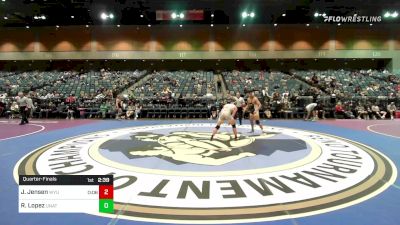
xmin=15 ymin=124 xmax=397 ymax=223
xmin=129 ymin=131 xmax=277 ymax=166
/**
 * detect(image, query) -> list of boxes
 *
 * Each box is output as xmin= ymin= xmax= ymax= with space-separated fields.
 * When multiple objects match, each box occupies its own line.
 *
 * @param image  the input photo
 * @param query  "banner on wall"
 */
xmin=156 ymin=10 xmax=204 ymax=21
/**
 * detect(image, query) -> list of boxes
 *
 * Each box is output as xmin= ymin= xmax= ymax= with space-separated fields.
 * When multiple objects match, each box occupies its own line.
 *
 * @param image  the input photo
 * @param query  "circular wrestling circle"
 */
xmin=14 ymin=123 xmax=397 ymax=224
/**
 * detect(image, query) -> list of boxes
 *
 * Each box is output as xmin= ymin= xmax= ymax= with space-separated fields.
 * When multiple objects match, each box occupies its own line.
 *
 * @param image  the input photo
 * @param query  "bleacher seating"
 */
xmin=0 ymin=68 xmax=399 ymax=120
xmin=132 ymin=70 xmax=217 ymax=99
xmin=291 ymin=69 xmax=397 ymax=97
xmin=0 ymin=71 xmax=74 ymax=96
xmin=223 ymin=70 xmax=312 ymax=98
xmin=34 ymin=70 xmax=146 ymax=98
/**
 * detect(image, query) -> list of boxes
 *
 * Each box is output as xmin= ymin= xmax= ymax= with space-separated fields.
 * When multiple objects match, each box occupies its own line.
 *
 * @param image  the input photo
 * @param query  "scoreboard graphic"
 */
xmin=19 ymin=175 xmax=114 ymax=214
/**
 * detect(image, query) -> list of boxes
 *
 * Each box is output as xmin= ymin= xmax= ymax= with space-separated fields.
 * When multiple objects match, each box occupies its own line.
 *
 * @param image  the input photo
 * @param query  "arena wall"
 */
xmin=0 ymin=25 xmax=399 ymax=72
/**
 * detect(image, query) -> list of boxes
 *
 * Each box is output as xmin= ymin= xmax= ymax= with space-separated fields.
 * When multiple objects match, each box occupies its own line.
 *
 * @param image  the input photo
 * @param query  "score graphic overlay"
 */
xmin=19 ymin=175 xmax=114 ymax=213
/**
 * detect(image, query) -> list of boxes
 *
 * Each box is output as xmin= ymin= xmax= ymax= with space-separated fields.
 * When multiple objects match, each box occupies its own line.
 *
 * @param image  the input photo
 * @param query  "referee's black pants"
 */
xmin=237 ymin=107 xmax=243 ymax=125
xmin=19 ymin=106 xmax=29 ymax=124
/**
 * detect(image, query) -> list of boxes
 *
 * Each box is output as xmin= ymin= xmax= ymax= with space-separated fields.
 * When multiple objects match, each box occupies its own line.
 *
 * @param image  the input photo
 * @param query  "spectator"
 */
xmin=33 ymin=102 xmax=41 ymax=118
xmin=126 ymin=102 xmax=135 ymax=119
xmin=371 ymin=104 xmax=386 ymax=119
xmin=134 ymin=103 xmax=142 ymax=120
xmin=39 ymin=102 xmax=49 ymax=119
xmin=0 ymin=100 xmax=5 ymax=117
xmin=10 ymin=101 xmax=19 ymax=119
xmin=99 ymin=101 xmax=110 ymax=119
xmin=66 ymin=103 xmax=75 ymax=120
xmin=56 ymin=102 xmax=68 ymax=119
xmin=115 ymin=96 xmax=123 ymax=119
xmin=315 ymin=102 xmax=326 ymax=119
xmin=44 ymin=91 xmax=55 ymax=99
xmin=387 ymin=102 xmax=397 ymax=120
xmin=335 ymin=102 xmax=348 ymax=118
xmin=262 ymin=87 xmax=271 ymax=99
xmin=217 ymin=80 xmax=222 ymax=93
xmin=65 ymin=94 xmax=76 ymax=104
xmin=210 ymin=104 xmax=218 ymax=120
xmin=259 ymin=71 xmax=265 ymax=80
xmin=311 ymin=74 xmax=319 ymax=85
xmin=356 ymin=104 xmax=369 ymax=120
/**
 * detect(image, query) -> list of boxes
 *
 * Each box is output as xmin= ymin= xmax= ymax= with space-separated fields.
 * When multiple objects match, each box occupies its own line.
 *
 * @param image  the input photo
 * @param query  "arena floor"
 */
xmin=0 ymin=118 xmax=399 ymax=225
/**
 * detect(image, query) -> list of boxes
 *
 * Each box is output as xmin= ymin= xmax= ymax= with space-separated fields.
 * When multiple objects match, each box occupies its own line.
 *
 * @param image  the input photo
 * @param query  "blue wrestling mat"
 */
xmin=1 ymin=119 xmax=399 ymax=225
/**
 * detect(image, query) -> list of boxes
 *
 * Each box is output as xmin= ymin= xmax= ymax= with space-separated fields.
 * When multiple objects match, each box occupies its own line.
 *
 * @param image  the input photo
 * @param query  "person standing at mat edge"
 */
xmin=387 ymin=102 xmax=397 ymax=120
xmin=211 ymin=101 xmax=238 ymax=141
xmin=305 ymin=102 xmax=318 ymax=121
xmin=16 ymin=92 xmax=29 ymax=125
xmin=115 ymin=96 xmax=124 ymax=119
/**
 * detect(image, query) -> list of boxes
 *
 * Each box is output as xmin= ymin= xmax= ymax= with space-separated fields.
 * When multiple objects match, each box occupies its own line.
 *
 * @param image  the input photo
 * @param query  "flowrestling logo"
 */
xmin=14 ymin=124 xmax=397 ymax=223
xmin=323 ymin=14 xmax=382 ymax=23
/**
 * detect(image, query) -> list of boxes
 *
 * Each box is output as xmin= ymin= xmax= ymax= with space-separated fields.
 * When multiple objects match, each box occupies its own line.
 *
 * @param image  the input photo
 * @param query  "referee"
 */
xmin=17 ymin=92 xmax=29 ymax=125
xmin=234 ymin=92 xmax=245 ymax=125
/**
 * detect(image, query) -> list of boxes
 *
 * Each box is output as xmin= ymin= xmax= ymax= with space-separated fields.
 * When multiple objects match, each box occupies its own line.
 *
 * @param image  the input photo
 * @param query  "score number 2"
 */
xmin=99 ymin=185 xmax=114 ymax=199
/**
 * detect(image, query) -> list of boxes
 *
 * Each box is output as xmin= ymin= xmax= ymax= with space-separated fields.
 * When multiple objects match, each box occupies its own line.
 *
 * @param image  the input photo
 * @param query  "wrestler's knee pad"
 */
xmin=255 ymin=120 xmax=260 ymax=125
xmin=215 ymin=125 xmax=220 ymax=129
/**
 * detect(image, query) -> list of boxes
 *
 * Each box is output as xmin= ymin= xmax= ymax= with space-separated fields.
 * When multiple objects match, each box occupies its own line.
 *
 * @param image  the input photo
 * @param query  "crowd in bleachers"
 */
xmin=224 ymin=70 xmax=314 ymax=96
xmin=0 ymin=68 xmax=399 ymax=120
xmin=131 ymin=70 xmax=217 ymax=99
xmin=292 ymin=69 xmax=400 ymax=98
xmin=0 ymin=69 xmax=147 ymax=99
xmin=0 ymin=71 xmax=77 ymax=96
xmin=33 ymin=69 xmax=146 ymax=99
